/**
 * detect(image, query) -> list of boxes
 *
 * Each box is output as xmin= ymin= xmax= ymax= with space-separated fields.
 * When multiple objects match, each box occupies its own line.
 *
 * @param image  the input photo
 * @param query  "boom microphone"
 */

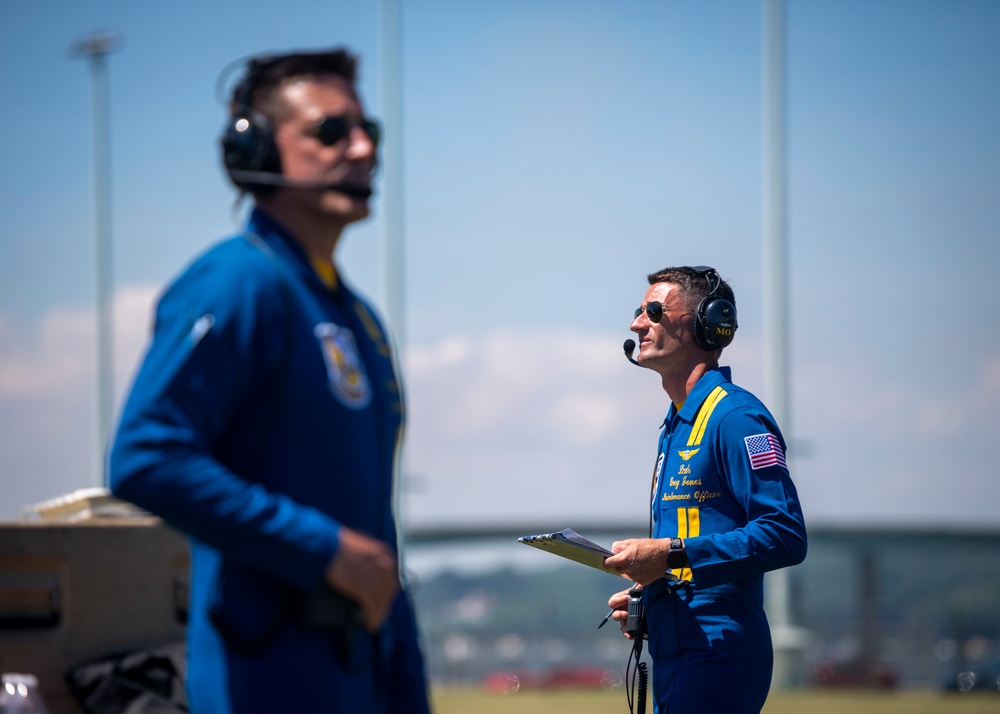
xmin=623 ymin=339 xmax=640 ymax=366
xmin=227 ymin=170 xmax=374 ymax=197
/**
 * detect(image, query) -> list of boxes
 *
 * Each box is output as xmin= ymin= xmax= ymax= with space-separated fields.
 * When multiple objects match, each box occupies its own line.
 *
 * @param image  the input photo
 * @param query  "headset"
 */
xmin=219 ymin=52 xmax=379 ymax=198
xmin=690 ymin=265 xmax=738 ymax=351
xmin=219 ymin=55 xmax=285 ymax=193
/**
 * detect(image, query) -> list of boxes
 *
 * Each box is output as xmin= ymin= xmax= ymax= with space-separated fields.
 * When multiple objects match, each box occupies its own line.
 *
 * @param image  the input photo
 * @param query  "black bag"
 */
xmin=64 ymin=642 xmax=187 ymax=714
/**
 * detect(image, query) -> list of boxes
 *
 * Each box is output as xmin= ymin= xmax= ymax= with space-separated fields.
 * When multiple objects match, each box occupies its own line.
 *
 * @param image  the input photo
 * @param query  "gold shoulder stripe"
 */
xmin=352 ymin=302 xmax=392 ymax=358
xmin=687 ymin=386 xmax=727 ymax=447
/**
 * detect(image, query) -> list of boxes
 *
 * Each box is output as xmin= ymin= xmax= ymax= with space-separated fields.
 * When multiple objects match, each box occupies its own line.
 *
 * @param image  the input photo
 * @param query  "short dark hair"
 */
xmin=229 ymin=48 xmax=359 ymax=125
xmin=647 ymin=266 xmax=736 ymax=313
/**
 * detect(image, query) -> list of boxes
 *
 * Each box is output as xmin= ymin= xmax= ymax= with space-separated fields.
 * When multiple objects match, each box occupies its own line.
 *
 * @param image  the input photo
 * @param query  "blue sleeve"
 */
xmin=108 ymin=247 xmax=341 ymax=590
xmin=685 ymin=408 xmax=807 ymax=588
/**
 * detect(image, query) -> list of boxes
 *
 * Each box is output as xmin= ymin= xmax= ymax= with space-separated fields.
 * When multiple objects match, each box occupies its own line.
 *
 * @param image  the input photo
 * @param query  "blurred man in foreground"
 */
xmin=109 ymin=48 xmax=429 ymax=714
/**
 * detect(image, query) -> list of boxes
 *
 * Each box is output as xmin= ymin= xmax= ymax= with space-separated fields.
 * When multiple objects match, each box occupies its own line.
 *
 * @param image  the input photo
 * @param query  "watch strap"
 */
xmin=666 ymin=537 xmax=687 ymax=568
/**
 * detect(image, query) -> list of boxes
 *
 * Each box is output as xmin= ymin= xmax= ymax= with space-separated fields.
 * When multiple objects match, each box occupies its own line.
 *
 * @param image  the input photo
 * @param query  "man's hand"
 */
xmin=603 ymin=538 xmax=671 ymax=586
xmin=607 ymin=586 xmax=640 ymax=639
xmin=324 ymin=527 xmax=399 ymax=632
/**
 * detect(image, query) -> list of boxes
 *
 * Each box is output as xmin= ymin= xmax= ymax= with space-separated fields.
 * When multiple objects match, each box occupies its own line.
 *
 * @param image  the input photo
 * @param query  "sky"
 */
xmin=1 ymin=0 xmax=998 ymax=536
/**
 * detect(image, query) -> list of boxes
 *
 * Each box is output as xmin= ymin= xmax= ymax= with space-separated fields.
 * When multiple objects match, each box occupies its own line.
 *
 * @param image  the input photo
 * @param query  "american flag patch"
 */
xmin=744 ymin=433 xmax=786 ymax=470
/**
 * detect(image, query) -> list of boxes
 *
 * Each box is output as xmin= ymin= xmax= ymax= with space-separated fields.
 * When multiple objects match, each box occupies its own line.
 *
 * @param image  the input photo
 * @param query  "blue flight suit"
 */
xmin=641 ymin=367 xmax=807 ymax=714
xmin=109 ymin=209 xmax=430 ymax=714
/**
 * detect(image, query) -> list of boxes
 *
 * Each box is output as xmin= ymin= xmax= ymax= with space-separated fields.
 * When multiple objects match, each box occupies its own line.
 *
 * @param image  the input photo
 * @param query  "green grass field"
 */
xmin=431 ymin=687 xmax=1000 ymax=714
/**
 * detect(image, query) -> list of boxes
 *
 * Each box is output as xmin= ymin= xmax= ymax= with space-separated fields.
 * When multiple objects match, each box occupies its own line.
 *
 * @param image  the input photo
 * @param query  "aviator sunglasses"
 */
xmin=634 ymin=302 xmax=689 ymax=323
xmin=305 ymin=116 xmax=382 ymax=147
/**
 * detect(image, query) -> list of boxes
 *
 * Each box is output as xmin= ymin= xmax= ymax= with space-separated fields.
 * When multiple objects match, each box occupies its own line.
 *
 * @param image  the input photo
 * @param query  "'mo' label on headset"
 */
xmin=314 ymin=323 xmax=372 ymax=409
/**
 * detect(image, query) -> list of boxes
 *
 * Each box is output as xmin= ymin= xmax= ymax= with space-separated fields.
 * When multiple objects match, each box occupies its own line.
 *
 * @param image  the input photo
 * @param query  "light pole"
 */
xmin=71 ymin=30 xmax=120 ymax=486
xmin=762 ymin=0 xmax=809 ymax=688
xmin=379 ymin=0 xmax=408 ymax=567
xmin=380 ymin=0 xmax=405 ymax=351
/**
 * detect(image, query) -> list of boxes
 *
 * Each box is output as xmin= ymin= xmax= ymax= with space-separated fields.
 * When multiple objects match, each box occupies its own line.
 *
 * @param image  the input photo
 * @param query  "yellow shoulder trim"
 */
xmin=352 ymin=302 xmax=392 ymax=358
xmin=687 ymin=386 xmax=727 ymax=447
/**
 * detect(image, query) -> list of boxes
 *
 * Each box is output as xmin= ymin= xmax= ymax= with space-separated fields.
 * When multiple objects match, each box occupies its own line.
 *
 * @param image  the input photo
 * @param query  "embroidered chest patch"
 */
xmin=314 ymin=323 xmax=372 ymax=409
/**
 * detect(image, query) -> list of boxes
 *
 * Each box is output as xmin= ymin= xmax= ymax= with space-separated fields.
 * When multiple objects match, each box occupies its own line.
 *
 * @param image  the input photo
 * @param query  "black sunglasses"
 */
xmin=306 ymin=116 xmax=381 ymax=147
xmin=634 ymin=302 xmax=690 ymax=324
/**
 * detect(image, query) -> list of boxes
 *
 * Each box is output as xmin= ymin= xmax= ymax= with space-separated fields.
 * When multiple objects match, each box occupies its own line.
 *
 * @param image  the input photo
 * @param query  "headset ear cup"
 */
xmin=693 ymin=300 xmax=710 ymax=351
xmin=694 ymin=297 xmax=738 ymax=351
xmin=220 ymin=109 xmax=281 ymax=193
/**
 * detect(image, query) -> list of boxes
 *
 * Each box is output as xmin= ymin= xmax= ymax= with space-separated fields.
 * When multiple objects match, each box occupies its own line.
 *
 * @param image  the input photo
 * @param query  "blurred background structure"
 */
xmin=1 ymin=0 xmax=999 ymax=706
xmin=405 ymin=525 xmax=1000 ymax=694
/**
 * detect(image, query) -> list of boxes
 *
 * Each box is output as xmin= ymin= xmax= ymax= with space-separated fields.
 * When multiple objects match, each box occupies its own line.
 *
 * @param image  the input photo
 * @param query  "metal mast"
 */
xmin=379 ymin=0 xmax=408 ymax=567
xmin=71 ymin=31 xmax=120 ymax=486
xmin=763 ymin=0 xmax=808 ymax=688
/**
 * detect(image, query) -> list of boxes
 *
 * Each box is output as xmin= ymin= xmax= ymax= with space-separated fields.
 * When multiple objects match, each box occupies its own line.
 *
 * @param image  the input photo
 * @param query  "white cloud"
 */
xmin=0 ymin=285 xmax=158 ymax=402
xmin=0 ymin=306 xmax=94 ymax=398
xmin=113 ymin=284 xmax=161 ymax=391
xmin=405 ymin=329 xmax=659 ymax=444
xmin=789 ymin=348 xmax=1000 ymax=527
xmin=2 ymin=293 xmax=998 ymax=533
xmin=400 ymin=332 xmax=771 ymax=528
xmin=0 ymin=285 xmax=159 ymax=517
xmin=403 ymin=332 xmax=1000 ymax=531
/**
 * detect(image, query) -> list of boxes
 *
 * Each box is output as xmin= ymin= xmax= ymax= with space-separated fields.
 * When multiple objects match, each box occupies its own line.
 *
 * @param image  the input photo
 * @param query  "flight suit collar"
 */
xmin=248 ymin=208 xmax=347 ymax=300
xmin=662 ymin=366 xmax=733 ymax=428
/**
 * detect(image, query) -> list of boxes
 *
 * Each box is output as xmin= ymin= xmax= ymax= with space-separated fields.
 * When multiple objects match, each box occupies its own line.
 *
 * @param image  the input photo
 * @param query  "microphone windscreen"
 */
xmin=623 ymin=339 xmax=641 ymax=366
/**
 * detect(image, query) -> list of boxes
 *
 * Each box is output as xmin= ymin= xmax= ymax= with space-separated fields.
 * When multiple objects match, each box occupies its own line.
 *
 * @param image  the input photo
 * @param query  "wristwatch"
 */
xmin=666 ymin=537 xmax=687 ymax=568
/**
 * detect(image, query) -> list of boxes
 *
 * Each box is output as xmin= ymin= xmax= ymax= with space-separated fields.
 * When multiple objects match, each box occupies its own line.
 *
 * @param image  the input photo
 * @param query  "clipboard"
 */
xmin=517 ymin=528 xmax=616 ymax=574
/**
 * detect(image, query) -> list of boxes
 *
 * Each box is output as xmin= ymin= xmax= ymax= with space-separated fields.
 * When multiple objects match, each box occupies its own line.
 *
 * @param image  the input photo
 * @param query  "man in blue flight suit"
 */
xmin=109 ymin=48 xmax=429 ymax=713
xmin=604 ymin=266 xmax=807 ymax=713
